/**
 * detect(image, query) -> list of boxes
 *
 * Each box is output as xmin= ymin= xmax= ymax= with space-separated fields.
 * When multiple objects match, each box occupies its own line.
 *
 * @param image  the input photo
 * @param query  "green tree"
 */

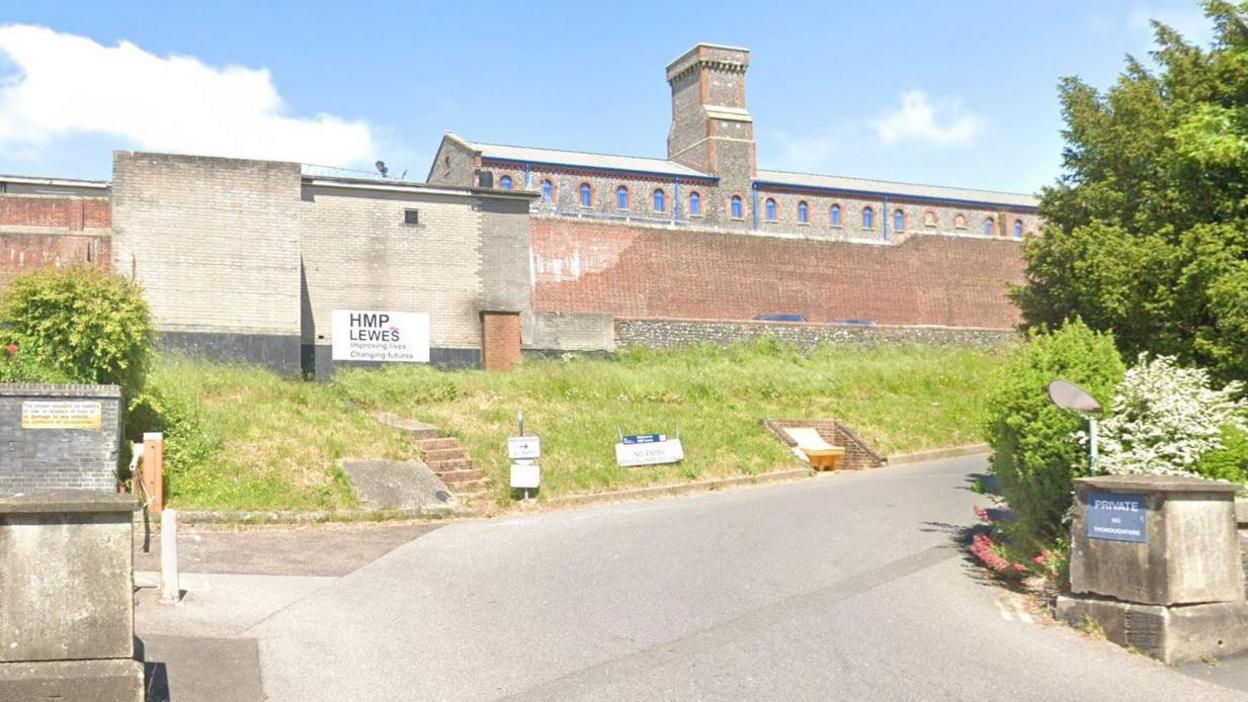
xmin=1014 ymin=1 xmax=1248 ymax=380
xmin=1 ymin=266 xmax=155 ymax=396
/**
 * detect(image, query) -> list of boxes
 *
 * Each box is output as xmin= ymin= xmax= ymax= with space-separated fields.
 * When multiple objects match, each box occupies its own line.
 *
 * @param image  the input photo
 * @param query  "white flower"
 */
xmin=1098 ymin=354 xmax=1246 ymax=479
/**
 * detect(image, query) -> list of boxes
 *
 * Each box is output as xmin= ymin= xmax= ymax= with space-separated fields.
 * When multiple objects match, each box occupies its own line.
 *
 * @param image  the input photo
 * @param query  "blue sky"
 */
xmin=0 ymin=1 xmax=1216 ymax=193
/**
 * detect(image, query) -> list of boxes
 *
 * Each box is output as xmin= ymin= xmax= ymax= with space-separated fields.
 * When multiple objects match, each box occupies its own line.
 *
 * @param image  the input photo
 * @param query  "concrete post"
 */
xmin=161 ymin=508 xmax=179 ymax=603
xmin=0 ymin=490 xmax=144 ymax=699
xmin=1057 ymin=474 xmax=1248 ymax=664
xmin=141 ymin=432 xmax=164 ymax=512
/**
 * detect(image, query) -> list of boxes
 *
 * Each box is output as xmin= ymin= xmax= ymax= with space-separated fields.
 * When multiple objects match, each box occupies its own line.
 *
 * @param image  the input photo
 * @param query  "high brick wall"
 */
xmin=531 ymin=217 xmax=1027 ymax=329
xmin=111 ymin=152 xmax=303 ymax=338
xmin=0 ymin=384 xmax=122 ymax=493
xmin=0 ymin=194 xmax=111 ymax=287
xmin=300 ymin=185 xmax=486 ymax=350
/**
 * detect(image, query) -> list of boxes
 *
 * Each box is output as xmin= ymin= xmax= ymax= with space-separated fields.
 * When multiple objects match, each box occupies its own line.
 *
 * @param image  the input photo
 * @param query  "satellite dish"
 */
xmin=1048 ymin=380 xmax=1101 ymax=415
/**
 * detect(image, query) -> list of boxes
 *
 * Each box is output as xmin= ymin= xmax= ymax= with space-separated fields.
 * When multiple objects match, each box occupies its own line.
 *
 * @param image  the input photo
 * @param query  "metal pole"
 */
xmin=1089 ymin=418 xmax=1099 ymax=475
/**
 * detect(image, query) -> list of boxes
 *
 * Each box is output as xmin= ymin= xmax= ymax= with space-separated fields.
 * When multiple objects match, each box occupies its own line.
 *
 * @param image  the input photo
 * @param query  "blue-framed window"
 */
xmin=765 ymin=198 xmax=777 ymax=221
xmin=580 ymin=183 xmax=592 ymax=207
xmin=863 ymin=206 xmax=874 ymax=229
xmin=616 ymin=186 xmax=629 ymax=210
xmin=731 ymin=195 xmax=743 ymax=219
xmin=830 ymin=204 xmax=842 ymax=226
xmin=499 ymin=175 xmax=513 ymax=190
xmin=689 ymin=191 xmax=701 ymax=216
xmin=893 ymin=209 xmax=904 ymax=232
xmin=1013 ymin=219 xmax=1024 ymax=238
xmin=798 ymin=201 xmax=809 ymax=224
xmin=983 ymin=218 xmax=995 ymax=236
xmin=653 ymin=188 xmax=665 ymax=212
xmin=541 ymin=179 xmax=553 ymax=204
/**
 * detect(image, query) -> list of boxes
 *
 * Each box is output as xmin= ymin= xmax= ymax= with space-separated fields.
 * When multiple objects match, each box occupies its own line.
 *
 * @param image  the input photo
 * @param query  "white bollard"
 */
xmin=160 ymin=508 xmax=180 ymax=603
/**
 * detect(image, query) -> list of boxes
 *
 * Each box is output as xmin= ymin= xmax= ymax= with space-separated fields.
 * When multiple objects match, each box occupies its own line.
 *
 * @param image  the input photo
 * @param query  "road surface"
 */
xmin=136 ymin=456 xmax=1248 ymax=701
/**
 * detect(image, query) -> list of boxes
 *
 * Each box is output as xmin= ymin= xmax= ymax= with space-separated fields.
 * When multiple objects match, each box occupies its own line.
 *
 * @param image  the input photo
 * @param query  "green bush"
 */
xmin=1 ymin=266 xmax=155 ymax=396
xmin=0 ymin=341 xmax=70 ymax=383
xmin=127 ymin=387 xmax=220 ymax=496
xmin=984 ymin=319 xmax=1125 ymax=538
xmin=1195 ymin=425 xmax=1248 ymax=484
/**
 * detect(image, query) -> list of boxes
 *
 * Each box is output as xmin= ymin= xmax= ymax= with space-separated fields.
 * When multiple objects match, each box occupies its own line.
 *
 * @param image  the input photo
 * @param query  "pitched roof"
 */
xmin=755 ymin=169 xmax=1038 ymax=209
xmin=448 ymin=134 xmax=1039 ymax=209
xmin=465 ymin=139 xmax=716 ymax=180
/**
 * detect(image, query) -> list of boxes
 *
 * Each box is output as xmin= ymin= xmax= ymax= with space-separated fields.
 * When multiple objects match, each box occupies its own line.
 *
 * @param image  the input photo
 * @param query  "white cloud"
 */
xmin=872 ymin=90 xmax=983 ymax=147
xmin=0 ymin=24 xmax=376 ymax=166
xmin=1128 ymin=6 xmax=1213 ymax=45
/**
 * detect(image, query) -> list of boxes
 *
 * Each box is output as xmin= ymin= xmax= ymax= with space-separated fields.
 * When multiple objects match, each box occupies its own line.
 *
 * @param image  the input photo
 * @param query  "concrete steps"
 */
xmin=375 ymin=412 xmax=492 ymax=504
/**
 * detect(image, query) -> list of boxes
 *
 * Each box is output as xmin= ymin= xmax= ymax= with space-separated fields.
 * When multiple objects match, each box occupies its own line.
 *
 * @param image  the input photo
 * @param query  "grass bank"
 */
xmin=148 ymin=338 xmax=1013 ymax=511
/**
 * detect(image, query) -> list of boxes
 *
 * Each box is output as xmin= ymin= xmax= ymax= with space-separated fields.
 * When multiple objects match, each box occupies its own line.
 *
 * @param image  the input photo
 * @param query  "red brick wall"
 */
xmin=0 ymin=195 xmax=111 ymax=288
xmin=0 ymin=196 xmax=110 ymax=231
xmin=531 ymin=218 xmax=1025 ymax=328
xmin=481 ymin=311 xmax=522 ymax=371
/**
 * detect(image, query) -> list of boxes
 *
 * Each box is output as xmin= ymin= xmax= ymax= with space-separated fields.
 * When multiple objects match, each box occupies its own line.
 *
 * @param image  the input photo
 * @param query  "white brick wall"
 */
xmin=299 ymin=186 xmax=485 ymax=349
xmin=111 ymin=152 xmax=302 ymax=336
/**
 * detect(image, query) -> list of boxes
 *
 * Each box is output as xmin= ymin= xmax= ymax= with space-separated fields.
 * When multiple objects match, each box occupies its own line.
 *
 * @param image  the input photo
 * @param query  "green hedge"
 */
xmin=984 ymin=319 xmax=1125 ymax=538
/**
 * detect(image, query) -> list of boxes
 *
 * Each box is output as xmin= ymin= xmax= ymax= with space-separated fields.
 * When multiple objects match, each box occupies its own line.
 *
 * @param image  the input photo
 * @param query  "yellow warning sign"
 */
xmin=21 ymin=401 xmax=103 ymax=430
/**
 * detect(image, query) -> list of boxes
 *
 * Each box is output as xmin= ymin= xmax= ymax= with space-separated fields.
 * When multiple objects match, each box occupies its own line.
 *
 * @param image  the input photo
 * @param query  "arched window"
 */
xmin=863 ymin=206 xmax=874 ymax=229
xmin=499 ymin=175 xmax=513 ymax=190
xmin=653 ymin=188 xmax=665 ymax=212
xmin=616 ymin=186 xmax=629 ymax=210
xmin=765 ymin=198 xmax=777 ymax=221
xmin=1013 ymin=219 xmax=1024 ymax=238
xmin=579 ymin=183 xmax=593 ymax=207
xmin=797 ymin=201 xmax=809 ymax=223
xmin=731 ymin=195 xmax=744 ymax=219
xmin=830 ymin=204 xmax=842 ymax=227
xmin=893 ymin=209 xmax=905 ymax=232
xmin=541 ymin=179 xmax=553 ymax=204
xmin=923 ymin=211 xmax=937 ymax=228
xmin=689 ymin=191 xmax=701 ymax=216
xmin=983 ymin=218 xmax=995 ymax=236
xmin=954 ymin=214 xmax=967 ymax=229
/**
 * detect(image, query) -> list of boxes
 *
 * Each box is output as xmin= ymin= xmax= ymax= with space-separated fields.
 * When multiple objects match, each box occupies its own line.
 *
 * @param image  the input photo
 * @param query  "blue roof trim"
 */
xmin=751 ymin=179 xmax=1039 ymax=213
xmin=482 ymin=157 xmax=719 ymax=183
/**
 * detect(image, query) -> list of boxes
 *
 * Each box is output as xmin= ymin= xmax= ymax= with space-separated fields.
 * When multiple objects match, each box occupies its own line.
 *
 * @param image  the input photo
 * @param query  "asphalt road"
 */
xmin=137 ymin=456 xmax=1248 ymax=701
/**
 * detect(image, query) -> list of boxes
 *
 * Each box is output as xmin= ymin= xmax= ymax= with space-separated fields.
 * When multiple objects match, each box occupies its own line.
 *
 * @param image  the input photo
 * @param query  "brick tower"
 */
xmin=666 ymin=43 xmax=755 ymax=181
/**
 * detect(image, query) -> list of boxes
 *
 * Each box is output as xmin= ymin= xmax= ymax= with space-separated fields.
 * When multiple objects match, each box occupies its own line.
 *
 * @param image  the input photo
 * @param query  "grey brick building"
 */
xmin=427 ymin=43 xmax=1039 ymax=241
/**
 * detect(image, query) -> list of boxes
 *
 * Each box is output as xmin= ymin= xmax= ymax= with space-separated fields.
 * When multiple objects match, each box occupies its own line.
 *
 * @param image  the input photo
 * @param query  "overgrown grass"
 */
xmin=147 ymin=338 xmax=1014 ymax=510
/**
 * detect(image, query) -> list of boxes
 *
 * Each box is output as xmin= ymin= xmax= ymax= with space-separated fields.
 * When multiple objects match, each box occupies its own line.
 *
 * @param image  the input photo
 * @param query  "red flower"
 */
xmin=5 ymin=343 xmax=16 ymax=356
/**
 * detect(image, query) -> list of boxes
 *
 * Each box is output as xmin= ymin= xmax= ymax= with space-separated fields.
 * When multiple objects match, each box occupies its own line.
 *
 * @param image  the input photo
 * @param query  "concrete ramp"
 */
xmin=339 ymin=460 xmax=453 ymax=510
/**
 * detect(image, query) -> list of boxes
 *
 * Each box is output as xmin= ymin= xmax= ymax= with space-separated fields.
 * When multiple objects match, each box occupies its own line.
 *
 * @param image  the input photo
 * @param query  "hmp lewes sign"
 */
xmin=1086 ymin=492 xmax=1147 ymax=543
xmin=332 ymin=310 xmax=430 ymax=362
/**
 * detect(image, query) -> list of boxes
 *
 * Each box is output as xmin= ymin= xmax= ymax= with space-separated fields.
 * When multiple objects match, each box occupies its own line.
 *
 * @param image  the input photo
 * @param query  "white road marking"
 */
xmin=995 ymin=599 xmax=1014 ymax=621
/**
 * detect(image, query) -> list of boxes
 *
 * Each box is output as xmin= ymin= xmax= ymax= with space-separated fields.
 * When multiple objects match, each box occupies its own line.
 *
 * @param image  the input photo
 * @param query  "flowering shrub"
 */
xmin=0 ymin=339 xmax=69 ymax=383
xmin=1097 ymin=354 xmax=1248 ymax=481
xmin=970 ymin=532 xmax=1026 ymax=577
xmin=969 ymin=506 xmax=1069 ymax=585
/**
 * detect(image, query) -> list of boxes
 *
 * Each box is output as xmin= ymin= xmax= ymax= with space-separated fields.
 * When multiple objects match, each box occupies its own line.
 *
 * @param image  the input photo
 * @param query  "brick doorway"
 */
xmin=480 ymin=311 xmax=521 ymax=371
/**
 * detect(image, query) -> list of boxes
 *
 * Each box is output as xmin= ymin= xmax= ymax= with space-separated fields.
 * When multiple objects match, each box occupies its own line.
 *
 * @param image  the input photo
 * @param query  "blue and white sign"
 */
xmin=616 ymin=436 xmax=684 ymax=467
xmin=1086 ymin=492 xmax=1147 ymax=543
xmin=622 ymin=434 xmax=665 ymax=445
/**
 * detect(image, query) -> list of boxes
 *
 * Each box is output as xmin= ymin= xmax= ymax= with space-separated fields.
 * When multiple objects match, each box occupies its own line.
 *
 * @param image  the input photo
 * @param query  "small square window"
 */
xmin=404 ymin=209 xmax=419 ymax=225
